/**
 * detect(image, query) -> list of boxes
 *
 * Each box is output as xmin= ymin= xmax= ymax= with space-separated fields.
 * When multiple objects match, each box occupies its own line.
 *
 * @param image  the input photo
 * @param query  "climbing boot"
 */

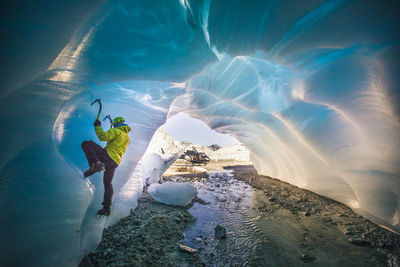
xmin=97 ymin=207 xmax=110 ymax=216
xmin=84 ymin=162 xmax=105 ymax=178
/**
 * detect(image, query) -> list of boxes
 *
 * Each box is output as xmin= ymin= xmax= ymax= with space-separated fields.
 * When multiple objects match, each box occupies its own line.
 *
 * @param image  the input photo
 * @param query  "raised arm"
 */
xmin=95 ymin=126 xmax=117 ymax=141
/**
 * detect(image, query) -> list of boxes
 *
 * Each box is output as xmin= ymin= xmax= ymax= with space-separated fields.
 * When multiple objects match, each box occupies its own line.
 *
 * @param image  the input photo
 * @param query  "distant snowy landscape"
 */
xmin=141 ymin=127 xmax=251 ymax=185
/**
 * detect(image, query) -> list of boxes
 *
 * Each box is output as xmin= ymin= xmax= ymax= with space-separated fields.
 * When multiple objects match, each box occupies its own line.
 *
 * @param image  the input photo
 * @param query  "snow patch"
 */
xmin=193 ymin=166 xmax=208 ymax=173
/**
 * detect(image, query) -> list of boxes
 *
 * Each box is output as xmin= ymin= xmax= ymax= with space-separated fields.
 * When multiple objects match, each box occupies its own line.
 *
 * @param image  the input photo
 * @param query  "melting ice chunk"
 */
xmin=148 ymin=181 xmax=197 ymax=206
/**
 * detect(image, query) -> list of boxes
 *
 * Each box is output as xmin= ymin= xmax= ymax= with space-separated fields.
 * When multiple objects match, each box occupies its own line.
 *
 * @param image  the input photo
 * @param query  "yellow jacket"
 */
xmin=95 ymin=124 xmax=131 ymax=165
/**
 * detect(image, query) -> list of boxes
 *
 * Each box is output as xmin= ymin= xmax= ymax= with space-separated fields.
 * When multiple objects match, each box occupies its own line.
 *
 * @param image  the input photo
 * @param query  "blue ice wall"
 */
xmin=0 ymin=0 xmax=399 ymax=265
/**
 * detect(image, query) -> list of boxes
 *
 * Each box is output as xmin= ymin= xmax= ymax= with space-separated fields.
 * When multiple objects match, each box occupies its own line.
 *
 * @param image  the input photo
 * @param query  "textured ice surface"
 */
xmin=0 ymin=0 xmax=399 ymax=265
xmin=148 ymin=182 xmax=197 ymax=206
xmin=141 ymin=128 xmax=184 ymax=185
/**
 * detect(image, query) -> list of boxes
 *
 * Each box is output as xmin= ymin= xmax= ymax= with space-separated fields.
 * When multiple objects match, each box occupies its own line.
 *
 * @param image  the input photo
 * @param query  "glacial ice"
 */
xmin=148 ymin=181 xmax=198 ymax=206
xmin=141 ymin=128 xmax=185 ymax=185
xmin=0 ymin=0 xmax=399 ymax=265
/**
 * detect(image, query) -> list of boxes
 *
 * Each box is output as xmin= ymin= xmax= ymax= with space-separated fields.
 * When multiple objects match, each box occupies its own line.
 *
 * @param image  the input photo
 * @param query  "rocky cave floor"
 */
xmin=80 ymin=163 xmax=400 ymax=266
xmin=227 ymin=165 xmax=400 ymax=266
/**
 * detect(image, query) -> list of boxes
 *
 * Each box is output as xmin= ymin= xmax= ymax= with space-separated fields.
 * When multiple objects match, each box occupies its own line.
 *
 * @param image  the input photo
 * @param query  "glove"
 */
xmin=94 ymin=119 xmax=101 ymax=127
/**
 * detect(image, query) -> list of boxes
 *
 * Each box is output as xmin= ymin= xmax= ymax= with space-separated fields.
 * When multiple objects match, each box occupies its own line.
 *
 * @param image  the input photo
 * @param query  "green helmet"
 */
xmin=112 ymin=116 xmax=125 ymax=126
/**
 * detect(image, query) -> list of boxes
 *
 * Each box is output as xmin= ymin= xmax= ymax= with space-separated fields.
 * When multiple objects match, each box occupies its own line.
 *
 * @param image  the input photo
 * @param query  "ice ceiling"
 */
xmin=0 ymin=0 xmax=399 ymax=265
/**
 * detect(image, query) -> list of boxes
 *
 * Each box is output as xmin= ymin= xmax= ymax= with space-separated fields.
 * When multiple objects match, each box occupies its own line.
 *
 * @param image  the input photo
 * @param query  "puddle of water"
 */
xmin=170 ymin=171 xmax=380 ymax=266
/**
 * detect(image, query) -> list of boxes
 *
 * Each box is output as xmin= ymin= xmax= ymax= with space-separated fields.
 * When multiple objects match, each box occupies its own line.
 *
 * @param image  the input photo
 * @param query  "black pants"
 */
xmin=81 ymin=141 xmax=118 ymax=209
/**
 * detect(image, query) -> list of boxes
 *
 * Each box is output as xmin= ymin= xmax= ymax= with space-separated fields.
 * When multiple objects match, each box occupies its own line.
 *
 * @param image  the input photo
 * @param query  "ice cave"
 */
xmin=0 ymin=0 xmax=399 ymax=265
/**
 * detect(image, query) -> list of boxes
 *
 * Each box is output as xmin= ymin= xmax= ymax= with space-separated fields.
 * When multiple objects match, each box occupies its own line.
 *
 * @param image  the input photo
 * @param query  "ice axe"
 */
xmin=91 ymin=98 xmax=102 ymax=120
xmin=103 ymin=115 xmax=113 ymax=129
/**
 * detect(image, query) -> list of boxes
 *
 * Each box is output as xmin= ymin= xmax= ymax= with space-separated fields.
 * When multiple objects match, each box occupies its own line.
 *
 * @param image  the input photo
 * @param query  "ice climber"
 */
xmin=81 ymin=117 xmax=131 ymax=216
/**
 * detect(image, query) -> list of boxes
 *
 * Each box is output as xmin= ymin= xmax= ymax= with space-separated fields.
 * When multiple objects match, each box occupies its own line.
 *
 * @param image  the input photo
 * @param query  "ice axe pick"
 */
xmin=103 ymin=115 xmax=113 ymax=128
xmin=90 ymin=98 xmax=102 ymax=120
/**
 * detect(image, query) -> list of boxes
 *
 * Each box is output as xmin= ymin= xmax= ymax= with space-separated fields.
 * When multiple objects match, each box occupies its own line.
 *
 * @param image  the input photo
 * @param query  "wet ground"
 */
xmin=79 ymin=192 xmax=199 ymax=266
xmin=80 ymin=163 xmax=400 ymax=266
